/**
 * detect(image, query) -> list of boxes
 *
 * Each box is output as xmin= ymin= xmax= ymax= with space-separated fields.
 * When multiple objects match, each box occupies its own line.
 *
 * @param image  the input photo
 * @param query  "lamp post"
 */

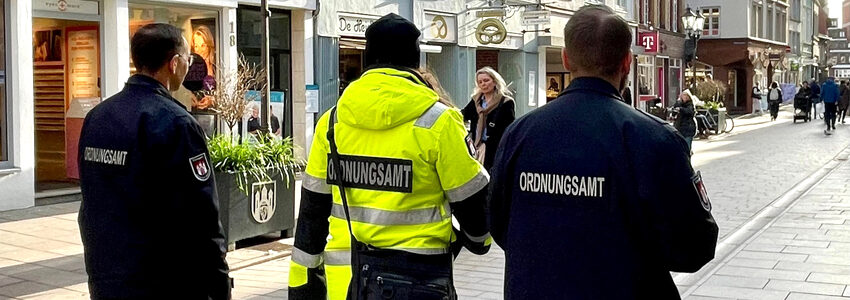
xmin=682 ymin=6 xmax=705 ymax=88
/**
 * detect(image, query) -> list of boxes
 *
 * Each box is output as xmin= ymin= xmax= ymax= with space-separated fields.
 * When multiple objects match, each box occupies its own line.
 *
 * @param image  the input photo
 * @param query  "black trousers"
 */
xmin=840 ymin=107 xmax=848 ymax=122
xmin=825 ymin=102 xmax=837 ymax=128
xmin=769 ymin=101 xmax=780 ymax=119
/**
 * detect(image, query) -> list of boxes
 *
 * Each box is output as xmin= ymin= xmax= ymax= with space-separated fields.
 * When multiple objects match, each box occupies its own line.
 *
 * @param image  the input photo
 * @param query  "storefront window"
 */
xmin=129 ymin=3 xmax=219 ymax=111
xmin=0 ymin=0 xmax=6 ymax=163
xmin=637 ymin=56 xmax=655 ymax=97
xmin=237 ymin=6 xmax=292 ymax=137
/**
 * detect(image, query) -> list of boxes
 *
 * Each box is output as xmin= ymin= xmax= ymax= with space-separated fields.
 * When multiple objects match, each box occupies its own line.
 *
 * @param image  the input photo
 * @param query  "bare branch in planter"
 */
xmin=209 ymin=55 xmax=269 ymax=133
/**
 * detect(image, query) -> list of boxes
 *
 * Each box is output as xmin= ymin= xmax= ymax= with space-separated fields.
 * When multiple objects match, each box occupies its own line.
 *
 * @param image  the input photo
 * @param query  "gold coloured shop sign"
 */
xmin=432 ymin=15 xmax=449 ymax=39
xmin=476 ymin=18 xmax=507 ymax=45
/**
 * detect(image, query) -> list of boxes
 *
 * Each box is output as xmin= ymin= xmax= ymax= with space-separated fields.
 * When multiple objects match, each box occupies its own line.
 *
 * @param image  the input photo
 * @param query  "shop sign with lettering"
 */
xmin=337 ymin=13 xmax=379 ymax=38
xmin=637 ymin=31 xmax=659 ymax=53
xmin=423 ymin=13 xmax=457 ymax=43
xmin=34 ymin=0 xmax=99 ymax=15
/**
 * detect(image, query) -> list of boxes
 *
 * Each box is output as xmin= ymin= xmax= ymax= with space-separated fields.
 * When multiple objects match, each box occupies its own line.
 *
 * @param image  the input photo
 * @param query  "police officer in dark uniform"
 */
xmin=488 ymin=6 xmax=718 ymax=299
xmin=78 ymin=23 xmax=230 ymax=300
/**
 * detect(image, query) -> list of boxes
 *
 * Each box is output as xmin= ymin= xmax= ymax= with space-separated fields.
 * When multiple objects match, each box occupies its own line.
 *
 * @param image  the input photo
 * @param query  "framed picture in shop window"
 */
xmin=33 ymin=29 xmax=63 ymax=63
xmin=546 ymin=73 xmax=564 ymax=99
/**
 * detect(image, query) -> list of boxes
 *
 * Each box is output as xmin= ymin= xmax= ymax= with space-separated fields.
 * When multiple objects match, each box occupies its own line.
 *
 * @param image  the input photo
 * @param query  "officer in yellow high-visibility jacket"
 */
xmin=288 ymin=13 xmax=492 ymax=300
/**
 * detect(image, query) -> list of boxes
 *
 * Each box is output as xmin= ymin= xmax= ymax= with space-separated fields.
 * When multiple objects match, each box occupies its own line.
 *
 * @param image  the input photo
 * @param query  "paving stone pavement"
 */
xmin=682 ymin=146 xmax=850 ymax=300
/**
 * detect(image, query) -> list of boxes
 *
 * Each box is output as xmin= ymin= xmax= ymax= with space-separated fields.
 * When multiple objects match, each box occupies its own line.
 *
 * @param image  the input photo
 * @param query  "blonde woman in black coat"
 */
xmin=462 ymin=67 xmax=515 ymax=170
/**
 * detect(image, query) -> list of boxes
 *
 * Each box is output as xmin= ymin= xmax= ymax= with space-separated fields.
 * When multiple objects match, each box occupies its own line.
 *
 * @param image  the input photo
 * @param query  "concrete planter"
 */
xmin=216 ymin=171 xmax=295 ymax=249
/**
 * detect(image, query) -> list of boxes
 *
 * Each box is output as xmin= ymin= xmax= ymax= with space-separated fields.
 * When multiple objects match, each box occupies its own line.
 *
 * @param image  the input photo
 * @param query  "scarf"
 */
xmin=473 ymin=92 xmax=503 ymax=147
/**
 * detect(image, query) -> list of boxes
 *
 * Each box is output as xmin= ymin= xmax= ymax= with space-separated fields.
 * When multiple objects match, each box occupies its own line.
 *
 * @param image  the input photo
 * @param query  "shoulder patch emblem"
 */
xmin=190 ymin=153 xmax=211 ymax=181
xmin=692 ymin=171 xmax=711 ymax=211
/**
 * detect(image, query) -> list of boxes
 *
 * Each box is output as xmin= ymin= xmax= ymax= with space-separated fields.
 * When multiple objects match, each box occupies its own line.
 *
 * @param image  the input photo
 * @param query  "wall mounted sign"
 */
xmin=423 ymin=13 xmax=457 ymax=43
xmin=34 ymin=0 xmax=100 ymax=15
xmin=337 ymin=12 xmax=379 ymax=38
xmin=521 ymin=9 xmax=551 ymax=26
xmin=637 ymin=31 xmax=659 ymax=53
xmin=476 ymin=18 xmax=507 ymax=45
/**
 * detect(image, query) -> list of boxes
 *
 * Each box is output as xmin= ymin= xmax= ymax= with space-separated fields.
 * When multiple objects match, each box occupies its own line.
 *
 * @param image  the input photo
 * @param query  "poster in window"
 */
xmin=546 ymin=74 xmax=562 ymax=98
xmin=33 ymin=30 xmax=63 ymax=62
xmin=188 ymin=18 xmax=217 ymax=111
xmin=67 ymin=28 xmax=100 ymax=101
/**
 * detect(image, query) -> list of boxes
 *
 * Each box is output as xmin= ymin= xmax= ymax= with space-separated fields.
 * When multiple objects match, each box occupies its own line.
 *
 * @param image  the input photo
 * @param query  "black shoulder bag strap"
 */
xmin=326 ymin=107 xmax=358 ymax=243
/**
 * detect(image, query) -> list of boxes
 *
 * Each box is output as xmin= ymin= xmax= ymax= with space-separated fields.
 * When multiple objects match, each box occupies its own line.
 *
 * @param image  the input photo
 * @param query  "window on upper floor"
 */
xmin=702 ymin=7 xmax=720 ymax=36
xmin=752 ymin=2 xmax=762 ymax=37
xmin=672 ymin=0 xmax=678 ymax=32
xmin=790 ymin=0 xmax=801 ymax=21
xmin=618 ymin=0 xmax=628 ymax=9
xmin=777 ymin=9 xmax=787 ymax=43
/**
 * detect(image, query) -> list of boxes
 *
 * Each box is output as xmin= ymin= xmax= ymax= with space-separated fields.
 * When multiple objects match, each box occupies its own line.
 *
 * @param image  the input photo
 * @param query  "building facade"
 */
xmin=0 ymin=0 xmax=315 ymax=211
xmin=828 ymin=18 xmax=850 ymax=79
xmin=686 ymin=0 xmax=789 ymax=114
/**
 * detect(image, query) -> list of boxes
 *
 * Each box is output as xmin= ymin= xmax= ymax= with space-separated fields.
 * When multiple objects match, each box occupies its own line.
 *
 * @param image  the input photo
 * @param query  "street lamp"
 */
xmin=682 ymin=6 xmax=705 ymax=87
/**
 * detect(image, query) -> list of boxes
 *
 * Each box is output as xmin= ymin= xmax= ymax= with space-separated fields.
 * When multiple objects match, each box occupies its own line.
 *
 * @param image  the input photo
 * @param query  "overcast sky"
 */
xmin=831 ymin=0 xmax=842 ymax=19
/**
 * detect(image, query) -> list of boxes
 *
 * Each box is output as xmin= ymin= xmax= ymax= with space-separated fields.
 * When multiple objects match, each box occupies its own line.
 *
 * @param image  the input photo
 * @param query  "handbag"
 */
xmin=326 ymin=107 xmax=457 ymax=300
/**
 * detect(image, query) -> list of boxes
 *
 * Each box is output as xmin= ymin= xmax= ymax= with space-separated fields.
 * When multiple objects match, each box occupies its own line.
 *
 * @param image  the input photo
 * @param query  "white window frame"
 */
xmin=701 ymin=7 xmax=720 ymax=37
xmin=637 ymin=55 xmax=656 ymax=97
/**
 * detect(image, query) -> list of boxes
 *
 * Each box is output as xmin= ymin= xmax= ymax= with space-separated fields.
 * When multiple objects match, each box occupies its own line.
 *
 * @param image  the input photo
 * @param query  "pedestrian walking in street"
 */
xmin=288 ymin=13 xmax=491 ymax=300
xmin=767 ymin=81 xmax=782 ymax=121
xmin=752 ymin=83 xmax=764 ymax=115
xmin=487 ymin=6 xmax=718 ymax=299
xmin=462 ymin=67 xmax=516 ymax=170
xmin=811 ymin=79 xmax=822 ymax=120
xmin=822 ymin=77 xmax=840 ymax=134
xmin=839 ymin=80 xmax=849 ymax=124
xmin=77 ymin=23 xmax=230 ymax=300
xmin=673 ymin=90 xmax=697 ymax=152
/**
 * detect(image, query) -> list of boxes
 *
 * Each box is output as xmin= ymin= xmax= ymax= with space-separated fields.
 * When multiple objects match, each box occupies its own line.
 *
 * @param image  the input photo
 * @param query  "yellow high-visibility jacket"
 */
xmin=288 ymin=68 xmax=491 ymax=300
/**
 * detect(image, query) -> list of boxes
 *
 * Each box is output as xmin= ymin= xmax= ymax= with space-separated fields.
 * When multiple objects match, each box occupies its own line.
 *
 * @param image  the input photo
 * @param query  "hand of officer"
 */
xmin=288 ymin=266 xmax=327 ymax=299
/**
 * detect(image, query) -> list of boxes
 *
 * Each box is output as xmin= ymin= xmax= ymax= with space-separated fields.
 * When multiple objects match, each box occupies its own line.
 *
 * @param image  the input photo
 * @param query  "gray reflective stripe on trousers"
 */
xmin=414 ymin=102 xmax=449 ymax=129
xmin=445 ymin=167 xmax=490 ymax=203
xmin=292 ymin=247 xmax=323 ymax=268
xmin=302 ymin=173 xmax=331 ymax=194
xmin=464 ymin=231 xmax=492 ymax=243
xmin=323 ymin=247 xmax=450 ymax=266
xmin=331 ymin=203 xmax=446 ymax=225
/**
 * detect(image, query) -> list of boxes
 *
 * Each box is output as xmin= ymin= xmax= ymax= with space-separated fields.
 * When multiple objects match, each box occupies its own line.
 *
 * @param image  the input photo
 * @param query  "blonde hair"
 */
xmin=418 ymin=68 xmax=456 ymax=108
xmin=472 ymin=67 xmax=513 ymax=99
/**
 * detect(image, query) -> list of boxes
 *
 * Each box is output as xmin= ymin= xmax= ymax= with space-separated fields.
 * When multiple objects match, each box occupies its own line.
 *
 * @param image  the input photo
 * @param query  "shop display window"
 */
xmin=129 ymin=3 xmax=219 ymax=112
xmin=637 ymin=56 xmax=655 ymax=97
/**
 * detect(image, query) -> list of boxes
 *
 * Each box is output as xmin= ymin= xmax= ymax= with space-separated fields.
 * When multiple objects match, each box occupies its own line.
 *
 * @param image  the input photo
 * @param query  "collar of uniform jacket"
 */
xmin=560 ymin=77 xmax=624 ymax=101
xmin=125 ymin=74 xmax=187 ymax=109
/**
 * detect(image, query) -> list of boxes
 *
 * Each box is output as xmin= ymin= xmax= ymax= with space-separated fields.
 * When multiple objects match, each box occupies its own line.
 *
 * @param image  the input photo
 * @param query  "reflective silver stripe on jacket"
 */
xmin=292 ymin=247 xmax=323 ymax=268
xmin=323 ymin=247 xmax=449 ymax=266
xmin=414 ymin=102 xmax=449 ymax=129
xmin=324 ymin=250 xmax=351 ymax=265
xmin=302 ymin=173 xmax=331 ymax=194
xmin=464 ymin=231 xmax=492 ymax=243
xmin=445 ymin=167 xmax=490 ymax=203
xmin=331 ymin=203 xmax=446 ymax=225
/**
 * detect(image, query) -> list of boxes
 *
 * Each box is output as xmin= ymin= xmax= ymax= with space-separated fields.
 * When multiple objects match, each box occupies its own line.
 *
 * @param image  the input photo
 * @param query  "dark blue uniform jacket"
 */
xmin=488 ymin=77 xmax=718 ymax=299
xmin=78 ymin=75 xmax=230 ymax=299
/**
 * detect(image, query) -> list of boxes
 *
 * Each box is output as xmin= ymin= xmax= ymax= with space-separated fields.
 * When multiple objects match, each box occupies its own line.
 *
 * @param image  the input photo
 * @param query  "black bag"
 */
xmin=326 ymin=107 xmax=457 ymax=300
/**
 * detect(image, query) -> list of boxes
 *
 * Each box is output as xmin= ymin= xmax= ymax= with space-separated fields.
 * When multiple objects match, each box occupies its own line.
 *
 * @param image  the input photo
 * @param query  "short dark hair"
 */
xmin=131 ymin=23 xmax=185 ymax=73
xmin=563 ymin=5 xmax=632 ymax=76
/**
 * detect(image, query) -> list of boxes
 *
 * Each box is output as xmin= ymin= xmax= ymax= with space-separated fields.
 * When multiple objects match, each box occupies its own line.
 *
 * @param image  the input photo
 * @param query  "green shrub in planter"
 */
xmin=207 ymin=133 xmax=303 ymax=246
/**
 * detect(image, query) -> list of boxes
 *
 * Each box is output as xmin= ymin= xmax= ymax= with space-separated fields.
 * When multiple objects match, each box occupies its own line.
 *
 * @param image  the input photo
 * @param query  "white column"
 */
xmin=102 ymin=0 xmax=130 ymax=98
xmin=771 ymin=2 xmax=777 ymax=40
xmin=219 ymin=7 xmax=238 ymax=76
xmin=304 ymin=11 xmax=315 ymax=86
xmin=1 ymin=0 xmax=35 ymax=210
xmin=537 ymin=46 xmax=547 ymax=108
